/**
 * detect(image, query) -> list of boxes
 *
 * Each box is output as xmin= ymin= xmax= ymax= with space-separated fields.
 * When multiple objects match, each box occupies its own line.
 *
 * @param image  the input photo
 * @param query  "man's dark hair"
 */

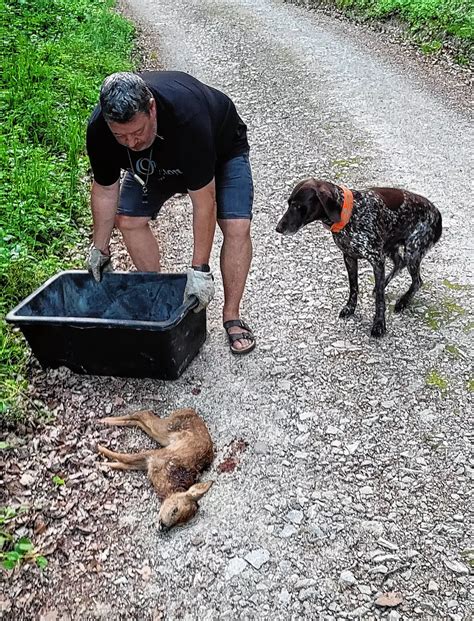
xmin=99 ymin=72 xmax=153 ymax=123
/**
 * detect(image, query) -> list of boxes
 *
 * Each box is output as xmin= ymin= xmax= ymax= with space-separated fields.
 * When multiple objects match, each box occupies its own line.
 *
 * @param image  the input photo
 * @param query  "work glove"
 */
xmin=87 ymin=245 xmax=111 ymax=282
xmin=183 ymin=267 xmax=215 ymax=313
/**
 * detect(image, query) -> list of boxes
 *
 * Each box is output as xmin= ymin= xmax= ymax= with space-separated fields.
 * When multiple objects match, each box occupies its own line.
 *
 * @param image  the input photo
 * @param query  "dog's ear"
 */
xmin=314 ymin=182 xmax=342 ymax=223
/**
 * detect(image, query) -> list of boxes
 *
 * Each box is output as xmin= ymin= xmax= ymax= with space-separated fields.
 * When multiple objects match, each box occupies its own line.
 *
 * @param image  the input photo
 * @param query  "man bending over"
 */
xmin=86 ymin=71 xmax=255 ymax=354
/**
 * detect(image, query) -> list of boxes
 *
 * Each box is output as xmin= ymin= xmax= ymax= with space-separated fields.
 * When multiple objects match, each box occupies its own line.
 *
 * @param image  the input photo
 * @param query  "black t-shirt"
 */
xmin=86 ymin=71 xmax=249 ymax=191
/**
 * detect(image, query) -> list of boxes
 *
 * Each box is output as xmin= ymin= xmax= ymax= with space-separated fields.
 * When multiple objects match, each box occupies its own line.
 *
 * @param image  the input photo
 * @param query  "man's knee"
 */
xmin=219 ymin=218 xmax=251 ymax=241
xmin=115 ymin=214 xmax=150 ymax=232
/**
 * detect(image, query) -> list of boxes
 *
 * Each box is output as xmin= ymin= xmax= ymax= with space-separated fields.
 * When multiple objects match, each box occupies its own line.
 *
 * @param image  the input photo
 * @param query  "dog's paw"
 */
xmin=394 ymin=297 xmax=409 ymax=313
xmin=339 ymin=305 xmax=355 ymax=319
xmin=371 ymin=321 xmax=386 ymax=338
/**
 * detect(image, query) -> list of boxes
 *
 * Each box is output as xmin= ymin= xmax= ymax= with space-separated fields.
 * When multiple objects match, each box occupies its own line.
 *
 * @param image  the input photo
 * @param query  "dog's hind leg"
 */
xmin=371 ymin=260 xmax=387 ymax=337
xmin=394 ymin=257 xmax=422 ymax=313
xmin=339 ymin=255 xmax=359 ymax=318
xmin=385 ymin=248 xmax=405 ymax=288
xmin=372 ymin=249 xmax=404 ymax=296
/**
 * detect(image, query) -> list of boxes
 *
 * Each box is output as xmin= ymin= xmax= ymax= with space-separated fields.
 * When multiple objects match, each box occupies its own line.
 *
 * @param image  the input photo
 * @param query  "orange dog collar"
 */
xmin=330 ymin=187 xmax=354 ymax=233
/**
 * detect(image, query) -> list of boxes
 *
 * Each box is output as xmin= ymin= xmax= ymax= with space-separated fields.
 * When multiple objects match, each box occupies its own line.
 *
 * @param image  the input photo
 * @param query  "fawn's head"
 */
xmin=158 ymin=480 xmax=214 ymax=531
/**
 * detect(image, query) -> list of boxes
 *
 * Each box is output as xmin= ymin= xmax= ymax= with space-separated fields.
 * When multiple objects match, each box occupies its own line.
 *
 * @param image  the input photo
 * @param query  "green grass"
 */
xmin=292 ymin=0 xmax=474 ymax=61
xmin=422 ymin=298 xmax=466 ymax=330
xmin=425 ymin=369 xmax=449 ymax=392
xmin=1 ymin=0 xmax=135 ymax=420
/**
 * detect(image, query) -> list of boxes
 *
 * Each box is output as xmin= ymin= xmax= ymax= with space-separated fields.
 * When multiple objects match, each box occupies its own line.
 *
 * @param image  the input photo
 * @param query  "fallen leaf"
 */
xmin=374 ymin=592 xmax=403 ymax=607
xmin=139 ymin=564 xmax=152 ymax=581
xmin=34 ymin=515 xmax=47 ymax=535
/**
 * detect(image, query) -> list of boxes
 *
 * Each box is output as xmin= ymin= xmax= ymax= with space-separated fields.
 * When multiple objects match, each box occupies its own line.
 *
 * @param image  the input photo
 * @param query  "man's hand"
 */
xmin=87 ymin=246 xmax=111 ymax=282
xmin=183 ymin=267 xmax=215 ymax=313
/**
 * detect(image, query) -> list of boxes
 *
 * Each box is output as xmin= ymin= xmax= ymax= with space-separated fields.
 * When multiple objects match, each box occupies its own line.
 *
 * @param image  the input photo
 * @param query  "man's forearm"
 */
xmin=189 ymin=181 xmax=217 ymax=266
xmin=91 ymin=180 xmax=120 ymax=253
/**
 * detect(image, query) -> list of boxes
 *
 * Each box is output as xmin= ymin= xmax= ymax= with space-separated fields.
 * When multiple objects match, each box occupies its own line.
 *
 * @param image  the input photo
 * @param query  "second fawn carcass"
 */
xmin=97 ymin=408 xmax=214 ymax=531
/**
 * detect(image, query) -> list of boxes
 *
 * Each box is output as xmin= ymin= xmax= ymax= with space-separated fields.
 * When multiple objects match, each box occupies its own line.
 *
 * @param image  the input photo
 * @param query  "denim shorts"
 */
xmin=118 ymin=152 xmax=254 ymax=220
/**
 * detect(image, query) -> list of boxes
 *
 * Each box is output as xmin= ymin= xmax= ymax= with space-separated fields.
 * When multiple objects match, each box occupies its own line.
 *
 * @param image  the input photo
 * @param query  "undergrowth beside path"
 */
xmin=287 ymin=0 xmax=473 ymax=63
xmin=0 ymin=0 xmax=135 ymax=420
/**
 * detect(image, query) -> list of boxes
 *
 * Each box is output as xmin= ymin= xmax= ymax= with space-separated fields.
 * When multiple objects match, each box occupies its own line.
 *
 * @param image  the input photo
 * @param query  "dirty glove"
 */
xmin=87 ymin=245 xmax=111 ymax=282
xmin=183 ymin=267 xmax=215 ymax=313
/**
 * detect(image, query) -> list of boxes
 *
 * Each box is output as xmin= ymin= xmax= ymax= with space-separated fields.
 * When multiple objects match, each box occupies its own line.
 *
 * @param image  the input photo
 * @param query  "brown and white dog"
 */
xmin=276 ymin=179 xmax=442 ymax=337
xmin=98 ymin=408 xmax=214 ymax=531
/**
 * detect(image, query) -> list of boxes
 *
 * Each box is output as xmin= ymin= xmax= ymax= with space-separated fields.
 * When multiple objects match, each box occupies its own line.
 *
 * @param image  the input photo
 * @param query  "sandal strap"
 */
xmin=223 ymin=319 xmax=251 ymax=332
xmin=227 ymin=331 xmax=255 ymax=345
xmin=223 ymin=319 xmax=255 ymax=346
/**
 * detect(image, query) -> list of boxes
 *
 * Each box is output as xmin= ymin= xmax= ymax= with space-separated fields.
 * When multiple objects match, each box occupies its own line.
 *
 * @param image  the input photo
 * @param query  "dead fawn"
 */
xmin=97 ymin=408 xmax=214 ymax=531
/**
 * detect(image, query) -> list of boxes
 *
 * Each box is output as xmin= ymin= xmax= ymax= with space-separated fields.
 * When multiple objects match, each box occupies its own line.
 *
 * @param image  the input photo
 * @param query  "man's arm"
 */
xmin=188 ymin=178 xmax=217 ymax=266
xmin=91 ymin=179 xmax=120 ymax=253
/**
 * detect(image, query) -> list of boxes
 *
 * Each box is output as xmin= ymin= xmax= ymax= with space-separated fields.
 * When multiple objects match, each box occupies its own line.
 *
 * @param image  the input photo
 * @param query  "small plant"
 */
xmin=423 ymin=299 xmax=465 ymax=330
xmin=467 ymin=378 xmax=474 ymax=392
xmin=0 ymin=507 xmax=22 ymax=525
xmin=52 ymin=475 xmax=65 ymax=486
xmin=421 ymin=39 xmax=443 ymax=54
xmin=0 ymin=507 xmax=47 ymax=571
xmin=0 ymin=441 xmax=12 ymax=450
xmin=442 ymin=279 xmax=471 ymax=291
xmin=1 ymin=536 xmax=48 ymax=571
xmin=425 ymin=369 xmax=449 ymax=392
xmin=445 ymin=344 xmax=460 ymax=358
xmin=461 ymin=548 xmax=474 ymax=568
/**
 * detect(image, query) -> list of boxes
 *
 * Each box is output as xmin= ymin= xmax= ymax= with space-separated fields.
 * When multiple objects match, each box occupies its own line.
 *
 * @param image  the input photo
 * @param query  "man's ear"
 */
xmin=185 ymin=480 xmax=214 ymax=501
xmin=314 ymin=183 xmax=342 ymax=223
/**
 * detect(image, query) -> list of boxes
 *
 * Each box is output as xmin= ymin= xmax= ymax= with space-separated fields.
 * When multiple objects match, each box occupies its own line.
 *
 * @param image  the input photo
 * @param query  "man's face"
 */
xmin=107 ymin=98 xmax=157 ymax=151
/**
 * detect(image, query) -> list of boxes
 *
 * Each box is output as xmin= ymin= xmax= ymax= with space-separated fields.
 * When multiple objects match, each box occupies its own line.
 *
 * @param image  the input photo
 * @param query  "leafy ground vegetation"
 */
xmin=289 ymin=0 xmax=473 ymax=63
xmin=0 ymin=0 xmax=135 ymax=420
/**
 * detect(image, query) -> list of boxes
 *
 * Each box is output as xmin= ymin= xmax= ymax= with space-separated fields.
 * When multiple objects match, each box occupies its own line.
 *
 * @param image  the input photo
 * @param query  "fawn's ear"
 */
xmin=186 ymin=480 xmax=214 ymax=501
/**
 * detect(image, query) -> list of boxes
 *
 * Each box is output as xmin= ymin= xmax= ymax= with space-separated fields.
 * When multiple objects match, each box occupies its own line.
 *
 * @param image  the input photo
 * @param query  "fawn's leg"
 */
xmin=97 ymin=444 xmax=156 ymax=470
xmin=99 ymin=410 xmax=172 ymax=445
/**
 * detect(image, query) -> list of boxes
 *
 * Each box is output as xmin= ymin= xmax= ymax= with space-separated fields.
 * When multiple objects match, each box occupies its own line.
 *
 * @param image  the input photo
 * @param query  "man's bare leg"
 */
xmin=115 ymin=215 xmax=161 ymax=271
xmin=218 ymin=218 xmax=253 ymax=351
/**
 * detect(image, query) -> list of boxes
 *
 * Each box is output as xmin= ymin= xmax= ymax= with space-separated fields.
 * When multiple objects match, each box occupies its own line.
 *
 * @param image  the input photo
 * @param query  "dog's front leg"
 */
xmin=339 ymin=255 xmax=359 ymax=318
xmin=371 ymin=260 xmax=386 ymax=337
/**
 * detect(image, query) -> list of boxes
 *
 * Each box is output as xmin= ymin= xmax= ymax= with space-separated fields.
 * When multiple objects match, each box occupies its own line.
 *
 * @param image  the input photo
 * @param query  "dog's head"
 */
xmin=276 ymin=179 xmax=343 ymax=234
xmin=157 ymin=480 xmax=214 ymax=532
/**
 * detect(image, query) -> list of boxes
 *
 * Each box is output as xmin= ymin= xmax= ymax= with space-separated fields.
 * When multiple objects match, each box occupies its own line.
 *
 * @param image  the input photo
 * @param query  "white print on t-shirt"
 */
xmin=135 ymin=156 xmax=183 ymax=182
xmin=135 ymin=156 xmax=156 ymax=175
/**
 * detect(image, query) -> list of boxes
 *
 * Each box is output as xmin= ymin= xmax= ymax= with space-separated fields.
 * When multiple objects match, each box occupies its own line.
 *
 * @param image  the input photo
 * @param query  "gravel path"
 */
xmin=2 ymin=1 xmax=472 ymax=619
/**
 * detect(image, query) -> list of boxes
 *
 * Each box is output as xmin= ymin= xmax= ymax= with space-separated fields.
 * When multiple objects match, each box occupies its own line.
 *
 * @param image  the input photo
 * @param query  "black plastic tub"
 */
xmin=6 ymin=271 xmax=206 ymax=380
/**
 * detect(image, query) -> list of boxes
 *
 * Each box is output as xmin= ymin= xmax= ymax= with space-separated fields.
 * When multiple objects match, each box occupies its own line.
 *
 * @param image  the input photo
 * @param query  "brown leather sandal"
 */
xmin=223 ymin=319 xmax=256 ymax=355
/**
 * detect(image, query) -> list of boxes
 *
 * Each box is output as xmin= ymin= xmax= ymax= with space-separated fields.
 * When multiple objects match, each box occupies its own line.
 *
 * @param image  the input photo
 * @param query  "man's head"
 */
xmin=99 ymin=72 xmax=157 ymax=151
